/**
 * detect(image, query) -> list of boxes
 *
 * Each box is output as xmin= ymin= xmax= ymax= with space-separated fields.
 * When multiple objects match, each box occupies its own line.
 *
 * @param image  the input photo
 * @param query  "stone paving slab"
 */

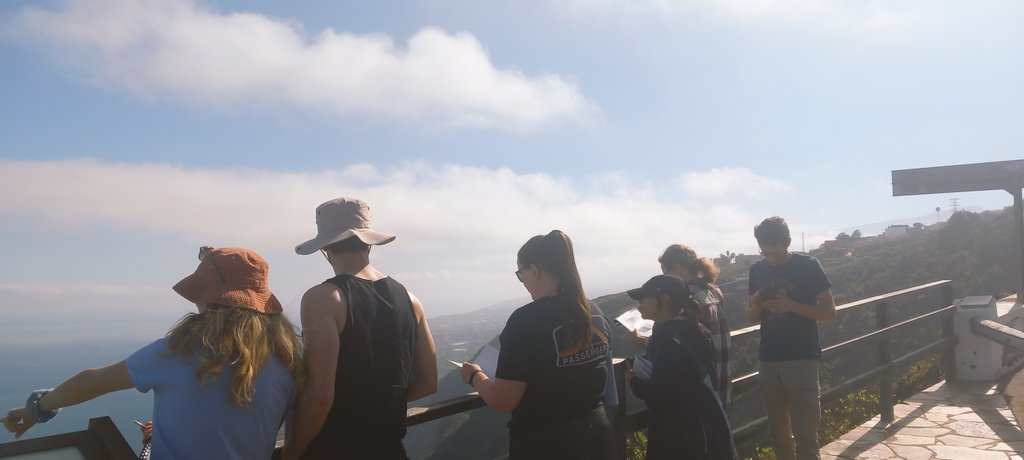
xmin=821 ymin=381 xmax=1024 ymax=459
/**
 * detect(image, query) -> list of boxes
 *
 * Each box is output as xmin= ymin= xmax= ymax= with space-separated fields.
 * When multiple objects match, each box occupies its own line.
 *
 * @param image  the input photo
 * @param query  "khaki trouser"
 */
xmin=759 ymin=360 xmax=821 ymax=460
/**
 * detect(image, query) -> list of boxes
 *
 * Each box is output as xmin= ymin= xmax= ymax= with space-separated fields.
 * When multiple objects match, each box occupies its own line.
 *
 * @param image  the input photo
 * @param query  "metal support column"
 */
xmin=1013 ymin=188 xmax=1024 ymax=297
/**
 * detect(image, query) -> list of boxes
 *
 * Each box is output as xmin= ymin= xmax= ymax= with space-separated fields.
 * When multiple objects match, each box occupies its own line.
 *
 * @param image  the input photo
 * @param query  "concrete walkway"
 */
xmin=821 ymin=380 xmax=1024 ymax=459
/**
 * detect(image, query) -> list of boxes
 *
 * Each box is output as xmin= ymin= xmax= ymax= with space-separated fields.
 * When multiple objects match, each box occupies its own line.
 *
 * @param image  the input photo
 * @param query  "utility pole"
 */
xmin=949 ymin=198 xmax=960 ymax=213
xmin=802 ymin=232 xmax=805 ymax=252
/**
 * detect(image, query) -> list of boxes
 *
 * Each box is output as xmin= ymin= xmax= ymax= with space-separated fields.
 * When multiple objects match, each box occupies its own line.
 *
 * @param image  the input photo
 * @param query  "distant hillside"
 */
xmin=835 ymin=206 xmax=982 ymax=236
xmin=428 ymin=298 xmax=525 ymax=372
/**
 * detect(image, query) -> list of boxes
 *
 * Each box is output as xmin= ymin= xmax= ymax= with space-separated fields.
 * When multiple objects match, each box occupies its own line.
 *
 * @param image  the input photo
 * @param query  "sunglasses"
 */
xmin=515 ymin=265 xmax=535 ymax=283
xmin=198 ymin=246 xmax=226 ymax=283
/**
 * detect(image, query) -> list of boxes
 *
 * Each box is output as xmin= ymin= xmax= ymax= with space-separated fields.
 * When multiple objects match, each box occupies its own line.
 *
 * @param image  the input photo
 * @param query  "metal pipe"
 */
xmin=971 ymin=317 xmax=1024 ymax=353
xmin=1014 ymin=188 xmax=1024 ymax=297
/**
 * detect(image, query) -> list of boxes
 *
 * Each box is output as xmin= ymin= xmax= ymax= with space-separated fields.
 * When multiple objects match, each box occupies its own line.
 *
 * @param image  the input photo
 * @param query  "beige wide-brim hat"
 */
xmin=295 ymin=197 xmax=396 ymax=255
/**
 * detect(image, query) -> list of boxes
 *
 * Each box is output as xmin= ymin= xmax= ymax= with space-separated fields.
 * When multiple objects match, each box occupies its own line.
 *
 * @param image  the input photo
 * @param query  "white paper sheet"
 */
xmin=472 ymin=344 xmax=500 ymax=376
xmin=615 ymin=308 xmax=653 ymax=338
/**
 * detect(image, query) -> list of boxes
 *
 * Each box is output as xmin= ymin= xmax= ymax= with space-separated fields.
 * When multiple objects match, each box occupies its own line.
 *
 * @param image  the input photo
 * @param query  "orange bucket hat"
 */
xmin=172 ymin=247 xmax=283 ymax=314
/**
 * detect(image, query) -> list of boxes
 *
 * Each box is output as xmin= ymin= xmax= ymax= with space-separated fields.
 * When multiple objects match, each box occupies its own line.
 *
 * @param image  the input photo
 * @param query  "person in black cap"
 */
xmin=626 ymin=275 xmax=737 ymax=460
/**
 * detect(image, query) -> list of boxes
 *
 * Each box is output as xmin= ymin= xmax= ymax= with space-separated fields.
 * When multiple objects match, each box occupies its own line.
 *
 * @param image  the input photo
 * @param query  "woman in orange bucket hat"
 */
xmin=2 ymin=246 xmax=303 ymax=460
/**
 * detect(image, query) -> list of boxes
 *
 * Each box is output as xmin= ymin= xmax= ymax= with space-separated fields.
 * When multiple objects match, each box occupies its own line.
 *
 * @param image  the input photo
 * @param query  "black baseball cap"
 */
xmin=627 ymin=274 xmax=692 ymax=305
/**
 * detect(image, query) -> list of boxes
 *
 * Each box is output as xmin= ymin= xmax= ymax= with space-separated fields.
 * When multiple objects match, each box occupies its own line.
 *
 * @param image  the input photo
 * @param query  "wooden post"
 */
xmin=941 ymin=282 xmax=957 ymax=382
xmin=876 ymin=302 xmax=894 ymax=422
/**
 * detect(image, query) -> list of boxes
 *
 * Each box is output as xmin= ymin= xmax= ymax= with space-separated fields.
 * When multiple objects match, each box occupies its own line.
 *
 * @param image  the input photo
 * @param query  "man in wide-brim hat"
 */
xmin=283 ymin=197 xmax=438 ymax=460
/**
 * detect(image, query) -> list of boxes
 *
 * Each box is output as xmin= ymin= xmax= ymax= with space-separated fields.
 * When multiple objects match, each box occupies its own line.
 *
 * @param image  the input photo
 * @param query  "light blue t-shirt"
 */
xmin=126 ymin=339 xmax=296 ymax=460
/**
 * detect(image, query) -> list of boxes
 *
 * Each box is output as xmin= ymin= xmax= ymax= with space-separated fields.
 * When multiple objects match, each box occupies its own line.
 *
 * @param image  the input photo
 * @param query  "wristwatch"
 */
xmin=26 ymin=389 xmax=59 ymax=423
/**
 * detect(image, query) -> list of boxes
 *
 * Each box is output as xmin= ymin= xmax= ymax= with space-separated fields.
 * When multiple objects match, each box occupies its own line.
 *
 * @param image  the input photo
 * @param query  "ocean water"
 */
xmin=0 ymin=338 xmax=154 ymax=453
xmin=0 ymin=288 xmax=188 ymax=453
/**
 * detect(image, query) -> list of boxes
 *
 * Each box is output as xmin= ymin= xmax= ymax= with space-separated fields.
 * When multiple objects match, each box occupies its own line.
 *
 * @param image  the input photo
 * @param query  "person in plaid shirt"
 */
xmin=658 ymin=244 xmax=732 ymax=409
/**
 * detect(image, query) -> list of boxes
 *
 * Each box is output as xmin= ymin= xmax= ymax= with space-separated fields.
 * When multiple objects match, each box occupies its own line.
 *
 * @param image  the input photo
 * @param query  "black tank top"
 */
xmin=302 ymin=275 xmax=417 ymax=460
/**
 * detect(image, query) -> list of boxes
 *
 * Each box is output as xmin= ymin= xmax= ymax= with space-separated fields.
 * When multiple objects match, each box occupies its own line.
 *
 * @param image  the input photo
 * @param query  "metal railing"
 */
xmin=724 ymin=280 xmax=956 ymax=445
xmin=274 ymin=280 xmax=958 ymax=459
xmin=972 ymin=317 xmax=1024 ymax=353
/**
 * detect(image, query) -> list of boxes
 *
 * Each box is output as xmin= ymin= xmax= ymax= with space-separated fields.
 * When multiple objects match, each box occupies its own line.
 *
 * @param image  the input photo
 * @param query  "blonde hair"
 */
xmin=166 ymin=307 xmax=304 ymax=408
xmin=659 ymin=244 xmax=721 ymax=283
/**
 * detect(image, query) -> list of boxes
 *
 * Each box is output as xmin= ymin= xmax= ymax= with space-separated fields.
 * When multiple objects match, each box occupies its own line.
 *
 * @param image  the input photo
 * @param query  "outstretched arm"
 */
xmin=407 ymin=292 xmax=438 ymax=402
xmin=283 ymin=285 xmax=345 ymax=460
xmin=3 ymin=360 xmax=133 ymax=438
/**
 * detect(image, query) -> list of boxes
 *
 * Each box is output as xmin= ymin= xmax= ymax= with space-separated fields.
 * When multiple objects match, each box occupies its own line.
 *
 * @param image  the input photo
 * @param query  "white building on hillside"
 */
xmin=883 ymin=224 xmax=910 ymax=238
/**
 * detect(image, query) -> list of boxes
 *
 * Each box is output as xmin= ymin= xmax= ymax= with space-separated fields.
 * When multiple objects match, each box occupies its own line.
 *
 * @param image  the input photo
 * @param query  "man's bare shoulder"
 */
xmin=406 ymin=289 xmax=427 ymax=321
xmin=406 ymin=288 xmax=421 ymax=306
xmin=301 ymin=283 xmax=345 ymax=312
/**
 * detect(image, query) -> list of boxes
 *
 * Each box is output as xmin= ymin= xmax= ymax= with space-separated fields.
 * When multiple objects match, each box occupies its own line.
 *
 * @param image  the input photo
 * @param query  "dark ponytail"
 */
xmin=518 ymin=230 xmax=607 ymax=353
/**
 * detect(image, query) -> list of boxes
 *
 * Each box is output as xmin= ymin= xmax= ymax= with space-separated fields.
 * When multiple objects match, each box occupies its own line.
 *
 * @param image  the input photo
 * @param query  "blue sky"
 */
xmin=1 ymin=0 xmax=1022 ymax=320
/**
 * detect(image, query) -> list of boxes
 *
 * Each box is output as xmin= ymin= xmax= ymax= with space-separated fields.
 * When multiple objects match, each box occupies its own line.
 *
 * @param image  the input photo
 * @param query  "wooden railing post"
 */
xmin=940 ymin=282 xmax=957 ymax=382
xmin=876 ymin=302 xmax=894 ymax=422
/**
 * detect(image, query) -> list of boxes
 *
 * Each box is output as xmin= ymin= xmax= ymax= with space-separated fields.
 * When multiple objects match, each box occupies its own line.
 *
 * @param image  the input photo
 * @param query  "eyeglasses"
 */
xmin=198 ymin=246 xmax=226 ymax=283
xmin=515 ymin=268 xmax=527 ymax=283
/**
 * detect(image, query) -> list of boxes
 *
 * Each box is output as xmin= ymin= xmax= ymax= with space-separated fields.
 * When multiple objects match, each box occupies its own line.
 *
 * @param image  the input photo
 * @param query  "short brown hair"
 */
xmin=754 ymin=216 xmax=791 ymax=247
xmin=325 ymin=236 xmax=370 ymax=254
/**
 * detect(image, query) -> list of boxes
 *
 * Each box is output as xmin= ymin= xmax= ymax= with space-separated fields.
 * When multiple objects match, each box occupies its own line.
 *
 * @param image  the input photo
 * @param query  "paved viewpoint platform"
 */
xmin=822 ymin=381 xmax=1024 ymax=459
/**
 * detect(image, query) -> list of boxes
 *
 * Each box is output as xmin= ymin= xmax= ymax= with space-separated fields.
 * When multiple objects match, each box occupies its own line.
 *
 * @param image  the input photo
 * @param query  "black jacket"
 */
xmin=630 ymin=317 xmax=737 ymax=460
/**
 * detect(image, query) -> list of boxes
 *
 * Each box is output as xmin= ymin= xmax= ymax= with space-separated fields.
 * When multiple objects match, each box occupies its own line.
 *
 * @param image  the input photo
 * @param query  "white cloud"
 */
xmin=679 ymin=167 xmax=793 ymax=199
xmin=0 ymin=283 xmax=165 ymax=297
xmin=0 ymin=158 xmax=778 ymax=314
xmin=549 ymin=0 xmax=921 ymax=32
xmin=5 ymin=0 xmax=598 ymax=131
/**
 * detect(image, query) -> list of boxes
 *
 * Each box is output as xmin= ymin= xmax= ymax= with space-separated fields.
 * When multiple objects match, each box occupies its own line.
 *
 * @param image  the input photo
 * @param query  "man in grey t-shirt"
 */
xmin=746 ymin=217 xmax=835 ymax=460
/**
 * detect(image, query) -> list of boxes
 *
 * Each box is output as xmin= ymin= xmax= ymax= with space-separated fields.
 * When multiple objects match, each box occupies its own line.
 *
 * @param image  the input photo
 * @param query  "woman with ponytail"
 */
xmin=460 ymin=230 xmax=615 ymax=459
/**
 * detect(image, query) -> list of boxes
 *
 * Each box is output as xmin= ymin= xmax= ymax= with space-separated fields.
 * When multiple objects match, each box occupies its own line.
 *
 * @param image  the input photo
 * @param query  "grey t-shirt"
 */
xmin=748 ymin=254 xmax=832 ymax=361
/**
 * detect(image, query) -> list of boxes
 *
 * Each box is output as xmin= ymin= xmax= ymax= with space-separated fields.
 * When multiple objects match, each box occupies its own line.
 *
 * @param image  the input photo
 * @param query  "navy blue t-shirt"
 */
xmin=748 ymin=254 xmax=832 ymax=361
xmin=496 ymin=296 xmax=612 ymax=440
